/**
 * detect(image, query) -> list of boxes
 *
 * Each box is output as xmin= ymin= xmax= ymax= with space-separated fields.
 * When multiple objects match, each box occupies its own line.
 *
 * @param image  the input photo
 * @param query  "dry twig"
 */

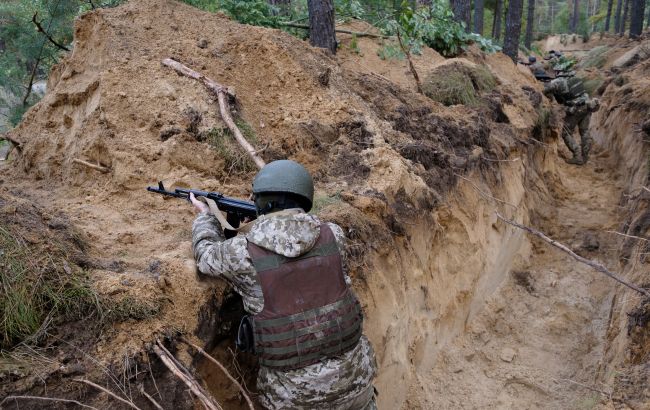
xmin=162 ymin=58 xmax=265 ymax=170
xmin=279 ymin=22 xmax=390 ymax=38
xmin=395 ymin=30 xmax=423 ymax=94
xmin=152 ymin=344 xmax=221 ymax=410
xmin=139 ymin=385 xmax=164 ymax=410
xmin=454 ymin=173 xmax=518 ymax=209
xmin=74 ymin=379 xmax=142 ymax=410
xmin=496 ymin=212 xmax=650 ymax=297
xmin=558 ymin=378 xmax=612 ymax=399
xmin=0 ymin=395 xmax=99 ymax=409
xmin=32 ymin=12 xmax=69 ymax=51
xmin=2 ymin=135 xmax=23 ymax=151
xmin=182 ymin=337 xmax=255 ymax=410
xmin=73 ymin=158 xmax=110 ymax=173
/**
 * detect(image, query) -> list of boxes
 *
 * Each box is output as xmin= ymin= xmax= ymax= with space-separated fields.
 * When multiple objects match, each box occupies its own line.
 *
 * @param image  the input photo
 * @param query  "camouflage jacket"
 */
xmin=544 ymin=76 xmax=589 ymax=106
xmin=192 ymin=210 xmax=377 ymax=410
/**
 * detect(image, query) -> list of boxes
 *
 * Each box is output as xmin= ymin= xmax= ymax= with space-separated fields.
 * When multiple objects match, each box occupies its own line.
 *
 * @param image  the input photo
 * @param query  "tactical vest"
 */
xmin=557 ymin=77 xmax=586 ymax=104
xmin=246 ymin=224 xmax=363 ymax=371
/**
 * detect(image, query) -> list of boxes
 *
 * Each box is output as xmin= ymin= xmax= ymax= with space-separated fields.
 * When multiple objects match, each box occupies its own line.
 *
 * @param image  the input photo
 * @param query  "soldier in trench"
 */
xmin=188 ymin=159 xmax=378 ymax=409
xmin=544 ymin=75 xmax=600 ymax=165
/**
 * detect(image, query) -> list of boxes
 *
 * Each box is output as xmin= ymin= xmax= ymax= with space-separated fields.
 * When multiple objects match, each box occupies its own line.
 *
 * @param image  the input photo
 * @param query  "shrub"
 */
xmin=579 ymin=45 xmax=609 ymax=69
xmin=204 ymin=119 xmax=258 ymax=174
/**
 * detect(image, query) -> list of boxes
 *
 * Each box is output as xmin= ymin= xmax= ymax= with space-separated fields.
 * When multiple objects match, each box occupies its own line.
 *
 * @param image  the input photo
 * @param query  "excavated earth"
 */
xmin=0 ymin=0 xmax=649 ymax=408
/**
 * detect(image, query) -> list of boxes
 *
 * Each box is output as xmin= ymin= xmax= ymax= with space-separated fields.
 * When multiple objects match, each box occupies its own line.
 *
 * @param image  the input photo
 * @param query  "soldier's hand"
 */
xmin=189 ymin=193 xmax=209 ymax=214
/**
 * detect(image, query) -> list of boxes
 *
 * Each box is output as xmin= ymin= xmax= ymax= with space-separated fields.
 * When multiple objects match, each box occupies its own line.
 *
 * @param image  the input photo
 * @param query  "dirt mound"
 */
xmin=0 ymin=0 xmax=555 ymax=408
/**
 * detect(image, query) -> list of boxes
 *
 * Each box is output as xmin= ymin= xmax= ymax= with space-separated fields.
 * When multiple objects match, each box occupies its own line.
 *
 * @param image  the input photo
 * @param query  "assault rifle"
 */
xmin=147 ymin=182 xmax=257 ymax=237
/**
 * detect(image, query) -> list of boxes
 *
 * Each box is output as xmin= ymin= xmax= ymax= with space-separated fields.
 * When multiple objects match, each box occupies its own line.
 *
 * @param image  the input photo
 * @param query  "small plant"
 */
xmin=377 ymin=42 xmax=404 ymax=60
xmin=311 ymin=192 xmax=343 ymax=214
xmin=532 ymin=107 xmax=553 ymax=140
xmin=348 ymin=34 xmax=361 ymax=55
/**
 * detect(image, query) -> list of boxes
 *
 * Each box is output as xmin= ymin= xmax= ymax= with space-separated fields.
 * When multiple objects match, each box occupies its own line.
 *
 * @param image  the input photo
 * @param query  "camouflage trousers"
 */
xmin=561 ymin=106 xmax=592 ymax=165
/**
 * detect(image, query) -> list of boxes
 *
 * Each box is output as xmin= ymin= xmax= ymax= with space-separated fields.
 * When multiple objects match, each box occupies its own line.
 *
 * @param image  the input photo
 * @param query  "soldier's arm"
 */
xmin=327 ymin=222 xmax=353 ymax=285
xmin=192 ymin=213 xmax=253 ymax=277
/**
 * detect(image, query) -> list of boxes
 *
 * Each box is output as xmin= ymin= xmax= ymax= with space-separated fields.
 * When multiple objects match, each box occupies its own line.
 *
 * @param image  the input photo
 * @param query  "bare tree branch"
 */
xmin=0 ymin=395 xmax=98 ymax=409
xmin=32 ymin=12 xmax=70 ymax=51
xmin=73 ymin=158 xmax=110 ymax=173
xmin=278 ymin=22 xmax=391 ymax=38
xmin=162 ymin=58 xmax=265 ymax=170
xmin=139 ymin=386 xmax=163 ymax=410
xmin=395 ymin=30 xmax=423 ymax=94
xmin=74 ymin=379 xmax=142 ymax=410
xmin=454 ymin=173 xmax=519 ymax=209
xmin=181 ymin=337 xmax=255 ymax=410
xmin=1 ymin=134 xmax=23 ymax=151
xmin=496 ymin=212 xmax=650 ymax=297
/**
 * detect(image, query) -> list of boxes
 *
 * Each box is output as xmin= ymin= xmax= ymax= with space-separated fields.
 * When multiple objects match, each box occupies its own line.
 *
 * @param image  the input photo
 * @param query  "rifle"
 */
xmin=147 ymin=182 xmax=257 ymax=237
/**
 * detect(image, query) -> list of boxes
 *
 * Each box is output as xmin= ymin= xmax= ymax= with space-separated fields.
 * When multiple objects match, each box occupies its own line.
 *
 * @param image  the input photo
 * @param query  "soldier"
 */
xmin=525 ymin=56 xmax=552 ymax=82
xmin=544 ymin=75 xmax=600 ymax=165
xmin=189 ymin=160 xmax=377 ymax=409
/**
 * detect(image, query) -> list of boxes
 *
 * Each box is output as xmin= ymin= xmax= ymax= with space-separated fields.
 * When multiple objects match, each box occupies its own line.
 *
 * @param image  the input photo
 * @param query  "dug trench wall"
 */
xmin=589 ymin=55 xmax=650 ymax=404
xmin=0 ymin=0 xmax=587 ymax=408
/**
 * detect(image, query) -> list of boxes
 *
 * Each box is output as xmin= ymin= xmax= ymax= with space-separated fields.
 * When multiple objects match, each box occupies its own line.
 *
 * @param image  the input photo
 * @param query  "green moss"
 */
xmin=580 ymin=45 xmax=609 ymax=69
xmin=310 ymin=192 xmax=342 ymax=215
xmin=583 ymin=77 xmax=604 ymax=95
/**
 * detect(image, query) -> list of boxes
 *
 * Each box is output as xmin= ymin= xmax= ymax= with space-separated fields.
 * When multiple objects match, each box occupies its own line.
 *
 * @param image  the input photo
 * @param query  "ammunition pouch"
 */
xmin=236 ymin=315 xmax=255 ymax=353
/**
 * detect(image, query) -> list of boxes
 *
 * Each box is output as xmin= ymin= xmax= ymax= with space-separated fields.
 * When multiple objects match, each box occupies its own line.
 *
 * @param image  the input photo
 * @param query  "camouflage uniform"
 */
xmin=544 ymin=76 xmax=597 ymax=165
xmin=192 ymin=210 xmax=377 ymax=410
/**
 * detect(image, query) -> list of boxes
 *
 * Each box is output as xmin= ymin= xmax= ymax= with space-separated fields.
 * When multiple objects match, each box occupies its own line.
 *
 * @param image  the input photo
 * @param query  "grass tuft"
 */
xmin=422 ymin=63 xmax=496 ymax=106
xmin=204 ymin=118 xmax=258 ymax=175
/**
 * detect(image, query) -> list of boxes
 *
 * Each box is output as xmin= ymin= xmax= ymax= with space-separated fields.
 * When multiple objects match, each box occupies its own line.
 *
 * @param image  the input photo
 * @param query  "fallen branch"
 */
xmin=181 ymin=337 xmax=255 ymax=410
xmin=396 ymin=30 xmax=423 ymax=94
xmin=139 ymin=386 xmax=163 ymax=410
xmin=558 ymin=378 xmax=612 ymax=399
xmin=162 ymin=58 xmax=265 ymax=170
xmin=496 ymin=212 xmax=650 ymax=297
xmin=152 ymin=344 xmax=222 ymax=410
xmin=74 ymin=379 xmax=142 ymax=410
xmin=1 ymin=134 xmax=22 ymax=151
xmin=32 ymin=12 xmax=70 ymax=51
xmin=454 ymin=173 xmax=518 ymax=209
xmin=606 ymin=230 xmax=650 ymax=242
xmin=0 ymin=395 xmax=99 ymax=409
xmin=73 ymin=158 xmax=110 ymax=173
xmin=279 ymin=22 xmax=390 ymax=38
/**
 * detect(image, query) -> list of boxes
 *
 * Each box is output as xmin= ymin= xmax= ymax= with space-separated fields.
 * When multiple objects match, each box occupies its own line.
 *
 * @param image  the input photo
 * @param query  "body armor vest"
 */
xmin=246 ymin=224 xmax=363 ymax=370
xmin=556 ymin=77 xmax=586 ymax=104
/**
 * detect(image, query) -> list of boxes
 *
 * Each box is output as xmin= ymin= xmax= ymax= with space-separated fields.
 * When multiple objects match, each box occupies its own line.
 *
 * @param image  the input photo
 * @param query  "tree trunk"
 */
xmin=604 ymin=0 xmax=614 ymax=31
xmin=614 ymin=0 xmax=623 ymax=32
xmin=570 ymin=0 xmax=580 ymax=32
xmin=525 ymin=0 xmax=535 ymax=49
xmin=452 ymin=0 xmax=472 ymax=31
xmin=307 ymin=0 xmax=337 ymax=54
xmin=493 ymin=0 xmax=503 ymax=39
xmin=503 ymin=0 xmax=524 ymax=61
xmin=474 ymin=0 xmax=485 ymax=34
xmin=629 ymin=0 xmax=646 ymax=36
xmin=620 ymin=0 xmax=630 ymax=34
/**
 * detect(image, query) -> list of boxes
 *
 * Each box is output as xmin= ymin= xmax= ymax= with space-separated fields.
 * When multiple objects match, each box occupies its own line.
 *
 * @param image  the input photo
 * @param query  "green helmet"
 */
xmin=252 ymin=160 xmax=314 ymax=212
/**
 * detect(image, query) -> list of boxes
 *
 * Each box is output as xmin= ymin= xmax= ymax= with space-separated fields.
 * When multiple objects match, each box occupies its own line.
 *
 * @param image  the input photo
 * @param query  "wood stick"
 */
xmin=0 ymin=395 xmax=99 ymax=409
xmin=496 ymin=212 xmax=650 ymax=297
xmin=1 ymin=134 xmax=23 ymax=151
xmin=181 ymin=337 xmax=255 ymax=410
xmin=396 ymin=30 xmax=423 ymax=94
xmin=152 ymin=345 xmax=222 ymax=410
xmin=32 ymin=12 xmax=70 ymax=51
xmin=72 ymin=158 xmax=110 ymax=173
xmin=279 ymin=22 xmax=390 ymax=38
xmin=73 ymin=379 xmax=142 ymax=410
xmin=162 ymin=58 xmax=266 ymax=170
xmin=139 ymin=386 xmax=164 ymax=410
xmin=454 ymin=173 xmax=519 ymax=209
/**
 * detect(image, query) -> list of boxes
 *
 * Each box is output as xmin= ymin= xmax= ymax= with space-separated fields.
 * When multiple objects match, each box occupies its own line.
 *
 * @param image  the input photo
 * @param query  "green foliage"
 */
xmin=383 ymin=0 xmax=500 ymax=58
xmin=215 ymin=0 xmax=282 ymax=27
xmin=583 ymin=77 xmax=604 ymax=95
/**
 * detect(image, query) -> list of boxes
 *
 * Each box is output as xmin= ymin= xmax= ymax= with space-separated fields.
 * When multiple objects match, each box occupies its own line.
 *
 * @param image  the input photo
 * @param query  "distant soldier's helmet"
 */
xmin=252 ymin=160 xmax=314 ymax=212
xmin=528 ymin=56 xmax=537 ymax=63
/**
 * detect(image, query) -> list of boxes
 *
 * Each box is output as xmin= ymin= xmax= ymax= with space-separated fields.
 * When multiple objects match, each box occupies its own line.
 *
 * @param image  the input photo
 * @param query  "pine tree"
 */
xmin=474 ymin=0 xmax=485 ymax=34
xmin=619 ymin=0 xmax=630 ymax=34
xmin=628 ymin=0 xmax=645 ymax=36
xmin=525 ymin=0 xmax=535 ymax=49
xmin=613 ymin=0 xmax=623 ymax=32
xmin=492 ymin=0 xmax=504 ymax=39
xmin=604 ymin=0 xmax=614 ymax=31
xmin=307 ymin=0 xmax=337 ymax=53
xmin=503 ymin=0 xmax=524 ymax=61
xmin=570 ymin=0 xmax=580 ymax=32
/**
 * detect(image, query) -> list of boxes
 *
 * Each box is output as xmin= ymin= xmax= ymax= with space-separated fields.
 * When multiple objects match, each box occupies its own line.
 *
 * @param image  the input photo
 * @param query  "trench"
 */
xmin=191 ymin=113 xmax=637 ymax=410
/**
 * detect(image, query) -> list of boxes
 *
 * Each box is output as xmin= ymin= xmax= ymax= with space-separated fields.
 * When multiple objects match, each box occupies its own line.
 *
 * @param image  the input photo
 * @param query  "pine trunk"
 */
xmin=452 ymin=0 xmax=472 ymax=31
xmin=474 ymin=0 xmax=485 ymax=34
xmin=614 ymin=0 xmax=623 ymax=31
xmin=570 ymin=0 xmax=580 ymax=32
xmin=525 ymin=0 xmax=535 ymax=49
xmin=620 ymin=0 xmax=630 ymax=34
xmin=629 ymin=0 xmax=645 ymax=36
xmin=503 ymin=0 xmax=524 ymax=61
xmin=307 ymin=0 xmax=337 ymax=54
xmin=493 ymin=0 xmax=503 ymax=39
xmin=604 ymin=0 xmax=614 ymax=31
